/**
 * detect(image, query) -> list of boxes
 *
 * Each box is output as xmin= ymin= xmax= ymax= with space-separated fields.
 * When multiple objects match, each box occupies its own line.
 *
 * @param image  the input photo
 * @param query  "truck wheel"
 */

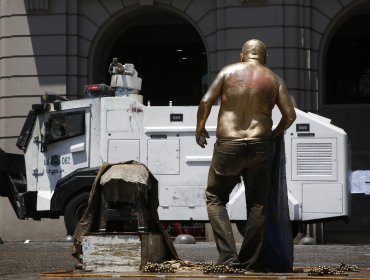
xmin=64 ymin=192 xmax=89 ymax=235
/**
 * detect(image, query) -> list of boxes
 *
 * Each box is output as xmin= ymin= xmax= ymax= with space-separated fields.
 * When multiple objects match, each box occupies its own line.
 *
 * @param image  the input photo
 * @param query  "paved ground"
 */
xmin=0 ymin=241 xmax=370 ymax=279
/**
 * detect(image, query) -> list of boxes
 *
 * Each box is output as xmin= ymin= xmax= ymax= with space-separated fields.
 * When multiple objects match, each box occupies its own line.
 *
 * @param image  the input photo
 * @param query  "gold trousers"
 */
xmin=206 ymin=138 xmax=272 ymax=270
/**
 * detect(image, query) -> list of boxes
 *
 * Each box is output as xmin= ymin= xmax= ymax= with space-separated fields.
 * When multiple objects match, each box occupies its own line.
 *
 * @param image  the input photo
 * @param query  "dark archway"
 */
xmin=322 ymin=5 xmax=370 ymax=170
xmin=325 ymin=15 xmax=370 ymax=105
xmin=92 ymin=12 xmax=207 ymax=106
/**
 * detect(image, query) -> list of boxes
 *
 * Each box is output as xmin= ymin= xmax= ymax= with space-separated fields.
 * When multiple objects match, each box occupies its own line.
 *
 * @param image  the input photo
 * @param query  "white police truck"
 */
xmin=0 ymin=71 xmax=350 ymax=235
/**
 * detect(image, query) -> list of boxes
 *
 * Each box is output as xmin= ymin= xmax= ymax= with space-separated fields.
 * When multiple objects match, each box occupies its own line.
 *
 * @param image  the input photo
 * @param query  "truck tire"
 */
xmin=64 ymin=192 xmax=89 ymax=235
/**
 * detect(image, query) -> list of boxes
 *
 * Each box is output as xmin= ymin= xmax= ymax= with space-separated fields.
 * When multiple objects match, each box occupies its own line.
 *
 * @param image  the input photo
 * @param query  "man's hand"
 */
xmin=196 ymin=130 xmax=209 ymax=148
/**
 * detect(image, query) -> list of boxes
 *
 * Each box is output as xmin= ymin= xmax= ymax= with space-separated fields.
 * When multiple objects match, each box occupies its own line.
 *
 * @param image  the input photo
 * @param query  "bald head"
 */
xmin=240 ymin=39 xmax=267 ymax=64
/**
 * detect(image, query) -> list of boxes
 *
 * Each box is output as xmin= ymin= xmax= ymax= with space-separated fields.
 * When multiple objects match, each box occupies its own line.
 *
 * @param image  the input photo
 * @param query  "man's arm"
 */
xmin=196 ymin=70 xmax=224 ymax=148
xmin=272 ymin=80 xmax=296 ymax=140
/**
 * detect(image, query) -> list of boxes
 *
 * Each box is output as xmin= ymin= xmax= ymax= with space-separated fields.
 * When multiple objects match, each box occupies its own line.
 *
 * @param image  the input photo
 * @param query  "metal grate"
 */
xmin=296 ymin=143 xmax=333 ymax=176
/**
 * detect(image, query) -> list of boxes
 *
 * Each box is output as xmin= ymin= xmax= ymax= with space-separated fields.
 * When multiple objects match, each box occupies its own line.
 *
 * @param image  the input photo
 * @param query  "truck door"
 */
xmin=36 ymin=108 xmax=90 ymax=211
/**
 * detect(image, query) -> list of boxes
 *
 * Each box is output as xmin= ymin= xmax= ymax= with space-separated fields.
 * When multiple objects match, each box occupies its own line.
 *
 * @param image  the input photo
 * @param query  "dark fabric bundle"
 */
xmin=260 ymin=135 xmax=294 ymax=272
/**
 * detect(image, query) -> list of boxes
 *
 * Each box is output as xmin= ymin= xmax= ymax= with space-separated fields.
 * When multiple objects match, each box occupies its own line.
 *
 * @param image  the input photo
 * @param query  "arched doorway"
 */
xmin=325 ymin=15 xmax=370 ymax=105
xmin=322 ymin=4 xmax=370 ymax=170
xmin=91 ymin=11 xmax=207 ymax=106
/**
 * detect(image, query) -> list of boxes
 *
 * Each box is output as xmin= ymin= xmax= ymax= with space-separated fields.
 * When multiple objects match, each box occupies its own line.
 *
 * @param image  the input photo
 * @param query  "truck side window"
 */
xmin=47 ymin=111 xmax=85 ymax=143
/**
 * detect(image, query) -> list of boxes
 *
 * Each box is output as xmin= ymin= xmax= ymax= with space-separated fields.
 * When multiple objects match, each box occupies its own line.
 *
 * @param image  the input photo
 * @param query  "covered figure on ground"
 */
xmin=71 ymin=161 xmax=178 ymax=263
xmin=196 ymin=39 xmax=296 ymax=272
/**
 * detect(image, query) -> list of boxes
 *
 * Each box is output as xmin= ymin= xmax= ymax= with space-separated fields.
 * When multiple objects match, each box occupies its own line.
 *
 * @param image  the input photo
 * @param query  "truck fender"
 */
xmin=50 ymin=167 xmax=99 ymax=212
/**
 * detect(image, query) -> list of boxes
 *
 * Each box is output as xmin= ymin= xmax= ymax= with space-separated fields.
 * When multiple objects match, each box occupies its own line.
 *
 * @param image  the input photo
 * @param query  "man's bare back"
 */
xmin=216 ymin=61 xmax=279 ymax=140
xmin=196 ymin=39 xmax=296 ymax=147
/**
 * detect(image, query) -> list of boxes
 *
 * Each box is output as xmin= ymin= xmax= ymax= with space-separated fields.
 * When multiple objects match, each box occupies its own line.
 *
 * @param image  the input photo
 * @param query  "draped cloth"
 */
xmin=71 ymin=160 xmax=178 ymax=260
xmin=259 ymin=135 xmax=294 ymax=272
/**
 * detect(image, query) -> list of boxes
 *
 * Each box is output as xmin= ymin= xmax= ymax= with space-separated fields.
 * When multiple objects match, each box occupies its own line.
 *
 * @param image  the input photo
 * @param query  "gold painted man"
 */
xmin=196 ymin=39 xmax=296 ymax=271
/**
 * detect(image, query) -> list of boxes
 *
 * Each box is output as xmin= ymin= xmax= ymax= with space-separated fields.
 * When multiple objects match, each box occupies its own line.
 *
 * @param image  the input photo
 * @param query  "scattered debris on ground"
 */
xmin=308 ymin=262 xmax=359 ymax=276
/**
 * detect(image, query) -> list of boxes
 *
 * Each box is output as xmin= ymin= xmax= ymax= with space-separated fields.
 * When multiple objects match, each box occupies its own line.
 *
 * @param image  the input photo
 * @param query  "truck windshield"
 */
xmin=47 ymin=111 xmax=85 ymax=144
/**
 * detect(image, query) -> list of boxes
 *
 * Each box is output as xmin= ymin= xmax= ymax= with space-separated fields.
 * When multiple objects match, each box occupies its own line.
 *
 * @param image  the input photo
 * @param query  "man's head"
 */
xmin=240 ymin=39 xmax=267 ymax=64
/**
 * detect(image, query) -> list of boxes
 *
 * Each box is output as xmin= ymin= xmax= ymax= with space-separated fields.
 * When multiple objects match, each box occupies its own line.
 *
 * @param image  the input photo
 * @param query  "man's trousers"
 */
xmin=206 ymin=138 xmax=272 ymax=271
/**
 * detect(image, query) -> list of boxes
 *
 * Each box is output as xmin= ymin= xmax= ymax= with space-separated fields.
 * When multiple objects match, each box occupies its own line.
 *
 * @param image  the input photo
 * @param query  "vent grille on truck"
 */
xmin=296 ymin=143 xmax=333 ymax=176
xmin=292 ymin=139 xmax=337 ymax=181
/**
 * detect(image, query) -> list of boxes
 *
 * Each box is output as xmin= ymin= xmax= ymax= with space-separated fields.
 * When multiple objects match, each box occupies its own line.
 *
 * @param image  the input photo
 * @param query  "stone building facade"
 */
xmin=0 ymin=0 xmax=369 ymax=240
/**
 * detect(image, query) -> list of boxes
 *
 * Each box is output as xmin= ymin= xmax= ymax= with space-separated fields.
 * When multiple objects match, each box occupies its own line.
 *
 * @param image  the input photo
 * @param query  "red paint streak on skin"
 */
xmin=226 ymin=66 xmax=276 ymax=108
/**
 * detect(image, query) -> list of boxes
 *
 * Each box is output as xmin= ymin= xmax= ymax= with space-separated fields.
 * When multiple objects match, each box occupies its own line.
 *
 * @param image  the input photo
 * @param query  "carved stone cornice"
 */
xmin=25 ymin=0 xmax=49 ymax=11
